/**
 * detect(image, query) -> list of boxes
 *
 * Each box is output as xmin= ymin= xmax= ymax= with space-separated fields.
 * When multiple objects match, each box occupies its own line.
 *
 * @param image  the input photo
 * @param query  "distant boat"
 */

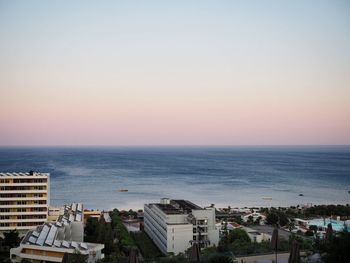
xmin=118 ymin=189 xmax=129 ymax=192
xmin=299 ymin=194 xmax=304 ymax=196
xmin=262 ymin=197 xmax=272 ymax=200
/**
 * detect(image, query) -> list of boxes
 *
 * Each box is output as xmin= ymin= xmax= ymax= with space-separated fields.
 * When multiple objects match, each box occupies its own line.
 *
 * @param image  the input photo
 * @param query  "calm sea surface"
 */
xmin=0 ymin=146 xmax=349 ymax=210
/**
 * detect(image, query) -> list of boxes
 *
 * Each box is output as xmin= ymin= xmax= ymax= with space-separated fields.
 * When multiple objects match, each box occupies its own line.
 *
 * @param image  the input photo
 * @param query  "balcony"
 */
xmin=0 ymin=182 xmax=47 ymax=187
xmin=0 ymin=204 xmax=47 ymax=208
xmin=18 ymin=252 xmax=63 ymax=263
xmin=0 ymin=211 xmax=47 ymax=216
xmin=0 ymin=218 xmax=47 ymax=223
xmin=0 ymin=225 xmax=38 ymax=231
xmin=0 ymin=190 xmax=47 ymax=194
xmin=0 ymin=197 xmax=47 ymax=201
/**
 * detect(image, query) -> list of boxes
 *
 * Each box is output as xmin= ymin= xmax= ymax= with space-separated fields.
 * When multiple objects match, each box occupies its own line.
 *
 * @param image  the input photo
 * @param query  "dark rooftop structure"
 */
xmin=154 ymin=200 xmax=202 ymax=215
xmin=172 ymin=200 xmax=202 ymax=212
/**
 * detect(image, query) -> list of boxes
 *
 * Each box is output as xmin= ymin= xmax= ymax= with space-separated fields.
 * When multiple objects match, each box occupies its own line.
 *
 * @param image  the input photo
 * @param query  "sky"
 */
xmin=0 ymin=0 xmax=349 ymax=146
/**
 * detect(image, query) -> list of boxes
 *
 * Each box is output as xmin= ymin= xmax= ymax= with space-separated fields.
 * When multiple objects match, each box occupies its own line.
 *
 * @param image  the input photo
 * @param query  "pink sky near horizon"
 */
xmin=0 ymin=1 xmax=350 ymax=146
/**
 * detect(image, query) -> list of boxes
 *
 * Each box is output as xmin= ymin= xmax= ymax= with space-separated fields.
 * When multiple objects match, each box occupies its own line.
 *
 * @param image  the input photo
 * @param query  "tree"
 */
xmin=68 ymin=250 xmax=87 ymax=263
xmin=266 ymin=213 xmax=279 ymax=226
xmin=159 ymin=254 xmax=189 ymax=263
xmin=266 ymin=211 xmax=289 ymax=227
xmin=278 ymin=213 xmax=289 ymax=227
xmin=97 ymin=216 xmax=107 ymax=244
xmin=309 ymin=225 xmax=318 ymax=235
xmin=103 ymin=224 xmax=114 ymax=255
xmin=247 ymin=216 xmax=254 ymax=225
xmin=255 ymin=216 xmax=262 ymax=225
xmin=84 ymin=217 xmax=99 ymax=242
xmin=207 ymin=253 xmax=234 ymax=263
xmin=305 ymin=230 xmax=314 ymax=237
xmin=3 ymin=230 xmax=20 ymax=248
xmin=320 ymin=230 xmax=350 ymax=263
xmin=227 ymin=229 xmax=251 ymax=244
xmin=287 ymin=221 xmax=295 ymax=232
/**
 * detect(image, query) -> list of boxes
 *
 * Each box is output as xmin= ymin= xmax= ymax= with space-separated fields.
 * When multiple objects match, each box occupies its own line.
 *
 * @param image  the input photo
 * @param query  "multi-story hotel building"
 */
xmin=144 ymin=198 xmax=219 ymax=255
xmin=0 ymin=172 xmax=50 ymax=232
xmin=10 ymin=203 xmax=104 ymax=263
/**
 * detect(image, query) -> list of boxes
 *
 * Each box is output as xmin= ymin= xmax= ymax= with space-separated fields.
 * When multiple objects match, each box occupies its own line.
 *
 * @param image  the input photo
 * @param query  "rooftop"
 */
xmin=152 ymin=199 xmax=203 ymax=215
xmin=0 ymin=172 xmax=49 ymax=177
xmin=22 ymin=222 xmax=91 ymax=250
xmin=57 ymin=203 xmax=83 ymax=224
xmin=172 ymin=200 xmax=202 ymax=212
xmin=21 ymin=203 xmax=91 ymax=251
xmin=155 ymin=204 xmax=184 ymax=215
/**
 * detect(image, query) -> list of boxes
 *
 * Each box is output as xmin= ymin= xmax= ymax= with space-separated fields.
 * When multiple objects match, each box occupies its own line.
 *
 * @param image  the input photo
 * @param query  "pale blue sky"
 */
xmin=0 ymin=1 xmax=349 ymax=145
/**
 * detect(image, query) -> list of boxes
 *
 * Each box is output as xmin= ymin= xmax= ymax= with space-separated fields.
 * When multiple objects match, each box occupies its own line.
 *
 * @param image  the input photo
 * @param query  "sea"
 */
xmin=0 ymin=146 xmax=349 ymax=210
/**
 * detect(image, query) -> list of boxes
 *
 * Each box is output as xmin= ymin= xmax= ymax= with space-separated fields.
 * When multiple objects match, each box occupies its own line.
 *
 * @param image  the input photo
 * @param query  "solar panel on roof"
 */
xmin=54 ymin=240 xmax=62 ymax=247
xmin=75 ymin=213 xmax=82 ymax=221
xmin=80 ymin=243 xmax=88 ymax=250
xmin=28 ymin=236 xmax=37 ymax=244
xmin=62 ymin=240 xmax=70 ymax=248
xmin=77 ymin=203 xmax=82 ymax=212
xmin=69 ymin=214 xmax=74 ymax=222
xmin=44 ymin=225 xmax=58 ymax=246
xmin=36 ymin=225 xmax=50 ymax=246
xmin=71 ymin=241 xmax=78 ymax=248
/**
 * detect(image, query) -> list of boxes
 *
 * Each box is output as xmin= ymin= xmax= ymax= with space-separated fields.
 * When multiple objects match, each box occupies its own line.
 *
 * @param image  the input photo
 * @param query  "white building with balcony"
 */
xmin=144 ymin=198 xmax=219 ymax=255
xmin=0 ymin=172 xmax=50 ymax=233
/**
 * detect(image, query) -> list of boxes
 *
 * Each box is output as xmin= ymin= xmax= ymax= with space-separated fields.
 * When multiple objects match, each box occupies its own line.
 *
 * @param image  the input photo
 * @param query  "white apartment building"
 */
xmin=0 ymin=172 xmax=50 ymax=232
xmin=144 ymin=198 xmax=219 ymax=255
xmin=10 ymin=203 xmax=104 ymax=263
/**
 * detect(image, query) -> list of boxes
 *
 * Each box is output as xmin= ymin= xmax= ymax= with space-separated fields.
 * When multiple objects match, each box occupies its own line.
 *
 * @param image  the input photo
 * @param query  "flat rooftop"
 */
xmin=155 ymin=204 xmax=184 ymax=215
xmin=172 ymin=199 xmax=202 ymax=212
xmin=152 ymin=199 xmax=202 ymax=215
xmin=0 ymin=172 xmax=49 ymax=177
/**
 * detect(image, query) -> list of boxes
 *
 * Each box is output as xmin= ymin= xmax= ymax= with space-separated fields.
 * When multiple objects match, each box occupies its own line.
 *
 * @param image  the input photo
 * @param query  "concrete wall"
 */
xmin=166 ymin=224 xmax=193 ymax=254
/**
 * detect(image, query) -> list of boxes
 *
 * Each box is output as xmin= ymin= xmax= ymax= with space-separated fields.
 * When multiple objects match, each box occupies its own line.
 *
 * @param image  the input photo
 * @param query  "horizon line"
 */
xmin=0 ymin=144 xmax=350 ymax=148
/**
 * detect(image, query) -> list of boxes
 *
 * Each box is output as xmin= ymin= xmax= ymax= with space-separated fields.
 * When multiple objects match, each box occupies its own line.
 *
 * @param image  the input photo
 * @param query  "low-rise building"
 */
xmin=10 ymin=203 xmax=104 ymax=263
xmin=83 ymin=210 xmax=102 ymax=224
xmin=242 ymin=226 xmax=272 ymax=243
xmin=144 ymin=198 xmax=219 ymax=255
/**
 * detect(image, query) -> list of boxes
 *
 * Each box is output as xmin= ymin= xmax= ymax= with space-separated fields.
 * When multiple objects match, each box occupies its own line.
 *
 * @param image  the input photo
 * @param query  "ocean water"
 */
xmin=0 ymin=146 xmax=349 ymax=210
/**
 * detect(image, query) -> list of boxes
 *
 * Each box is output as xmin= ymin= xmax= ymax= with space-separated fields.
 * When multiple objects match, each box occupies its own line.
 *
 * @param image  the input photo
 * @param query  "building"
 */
xmin=10 ymin=203 xmax=104 ymax=263
xmin=0 ymin=172 xmax=50 ymax=233
xmin=241 ymin=226 xmax=271 ymax=243
xmin=144 ymin=198 xmax=219 ymax=255
xmin=83 ymin=210 xmax=102 ymax=224
xmin=48 ymin=206 xmax=62 ymax=222
xmin=219 ymin=222 xmax=271 ymax=243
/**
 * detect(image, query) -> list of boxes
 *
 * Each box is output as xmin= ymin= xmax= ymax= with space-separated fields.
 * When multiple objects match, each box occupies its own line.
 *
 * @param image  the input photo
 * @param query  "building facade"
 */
xmin=10 ymin=203 xmax=104 ymax=263
xmin=0 ymin=172 xmax=50 ymax=233
xmin=144 ymin=198 xmax=219 ymax=255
